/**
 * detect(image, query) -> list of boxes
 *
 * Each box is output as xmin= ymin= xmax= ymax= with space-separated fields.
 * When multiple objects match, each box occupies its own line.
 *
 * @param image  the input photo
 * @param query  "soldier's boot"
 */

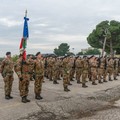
xmin=92 ymin=82 xmax=97 ymax=85
xmin=53 ymin=80 xmax=59 ymax=84
xmin=77 ymin=80 xmax=82 ymax=84
xmin=103 ymin=79 xmax=107 ymax=82
xmin=8 ymin=95 xmax=13 ymax=99
xmin=89 ymin=77 xmax=92 ymax=81
xmin=114 ymin=77 xmax=118 ymax=80
xmin=64 ymin=86 xmax=70 ymax=92
xmin=35 ymin=94 xmax=43 ymax=100
xmin=25 ymin=96 xmax=30 ymax=102
xmin=5 ymin=95 xmax=10 ymax=100
xmin=70 ymin=78 xmax=74 ymax=81
xmin=21 ymin=96 xmax=27 ymax=103
xmin=82 ymin=83 xmax=88 ymax=88
xmin=68 ymin=82 xmax=72 ymax=85
xmin=109 ymin=77 xmax=113 ymax=81
xmin=98 ymin=80 xmax=103 ymax=84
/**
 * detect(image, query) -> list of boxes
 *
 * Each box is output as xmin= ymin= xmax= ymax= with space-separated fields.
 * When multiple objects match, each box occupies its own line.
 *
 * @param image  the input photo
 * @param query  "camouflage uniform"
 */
xmin=106 ymin=58 xmax=114 ymax=81
xmin=47 ymin=57 xmax=54 ymax=81
xmin=1 ymin=57 xmax=14 ymax=99
xmin=53 ymin=58 xmax=59 ymax=84
xmin=90 ymin=57 xmax=98 ymax=85
xmin=75 ymin=57 xmax=83 ymax=83
xmin=97 ymin=57 xmax=106 ymax=83
xmin=34 ymin=58 xmax=44 ymax=99
xmin=62 ymin=57 xmax=70 ymax=91
xmin=113 ymin=58 xmax=119 ymax=80
xmin=81 ymin=57 xmax=88 ymax=87
xmin=14 ymin=58 xmax=30 ymax=103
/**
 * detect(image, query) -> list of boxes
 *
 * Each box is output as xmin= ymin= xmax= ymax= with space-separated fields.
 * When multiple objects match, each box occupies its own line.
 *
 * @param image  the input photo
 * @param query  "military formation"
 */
xmin=0 ymin=52 xmax=120 ymax=103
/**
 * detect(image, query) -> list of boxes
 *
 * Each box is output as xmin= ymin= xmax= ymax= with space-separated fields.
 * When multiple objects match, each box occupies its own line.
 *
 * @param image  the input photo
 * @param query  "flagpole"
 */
xmin=25 ymin=10 xmax=27 ymax=17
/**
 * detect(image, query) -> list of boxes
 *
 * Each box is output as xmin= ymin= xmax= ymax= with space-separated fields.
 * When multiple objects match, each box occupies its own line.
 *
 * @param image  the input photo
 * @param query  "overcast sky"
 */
xmin=0 ymin=0 xmax=120 ymax=57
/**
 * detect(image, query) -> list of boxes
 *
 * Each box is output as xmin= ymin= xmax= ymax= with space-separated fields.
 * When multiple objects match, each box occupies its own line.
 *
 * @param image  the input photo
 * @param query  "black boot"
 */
xmin=64 ymin=86 xmax=70 ymax=92
xmin=35 ymin=95 xmax=43 ymax=100
xmin=21 ymin=96 xmax=27 ymax=103
xmin=68 ymin=83 xmax=72 ymax=85
xmin=70 ymin=79 xmax=74 ymax=81
xmin=53 ymin=81 xmax=59 ymax=84
xmin=77 ymin=80 xmax=81 ymax=84
xmin=103 ymin=80 xmax=107 ymax=82
xmin=8 ymin=95 xmax=13 ymax=99
xmin=92 ymin=82 xmax=97 ymax=85
xmin=5 ymin=95 xmax=10 ymax=100
xmin=25 ymin=96 xmax=30 ymax=102
xmin=82 ymin=83 xmax=88 ymax=88
xmin=98 ymin=80 xmax=103 ymax=84
xmin=114 ymin=77 xmax=118 ymax=80
xmin=109 ymin=78 xmax=113 ymax=81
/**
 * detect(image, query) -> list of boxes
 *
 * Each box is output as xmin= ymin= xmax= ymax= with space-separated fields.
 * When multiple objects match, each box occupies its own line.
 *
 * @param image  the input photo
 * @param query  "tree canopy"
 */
xmin=54 ymin=43 xmax=70 ymax=56
xmin=77 ymin=48 xmax=100 ymax=55
xmin=87 ymin=20 xmax=120 ymax=55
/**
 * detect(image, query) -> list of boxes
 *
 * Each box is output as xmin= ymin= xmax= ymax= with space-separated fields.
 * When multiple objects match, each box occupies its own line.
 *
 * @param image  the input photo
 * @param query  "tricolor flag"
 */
xmin=19 ymin=10 xmax=29 ymax=60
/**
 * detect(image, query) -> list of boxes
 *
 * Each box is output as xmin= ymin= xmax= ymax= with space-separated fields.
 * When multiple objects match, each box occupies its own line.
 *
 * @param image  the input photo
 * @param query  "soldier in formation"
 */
xmin=1 ymin=52 xmax=14 ymax=100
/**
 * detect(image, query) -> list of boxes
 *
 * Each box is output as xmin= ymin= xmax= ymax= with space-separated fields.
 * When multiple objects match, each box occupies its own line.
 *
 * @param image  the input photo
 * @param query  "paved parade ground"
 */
xmin=1 ymin=73 xmax=120 ymax=120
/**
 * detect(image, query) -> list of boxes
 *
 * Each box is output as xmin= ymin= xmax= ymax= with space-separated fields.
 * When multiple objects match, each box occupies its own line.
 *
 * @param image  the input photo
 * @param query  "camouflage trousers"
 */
xmin=48 ymin=67 xmax=53 ymax=80
xmin=69 ymin=68 xmax=75 ymax=80
xmin=3 ymin=74 xmax=14 ymax=96
xmin=19 ymin=74 xmax=30 ymax=97
xmin=98 ymin=68 xmax=104 ymax=81
xmin=91 ymin=67 xmax=97 ymax=82
xmin=107 ymin=67 xmax=113 ymax=80
xmin=34 ymin=75 xmax=43 ymax=95
xmin=53 ymin=68 xmax=59 ymax=82
xmin=76 ymin=68 xmax=83 ymax=82
xmin=113 ymin=68 xmax=118 ymax=79
xmin=82 ymin=70 xmax=88 ymax=84
xmin=63 ymin=73 xmax=69 ymax=88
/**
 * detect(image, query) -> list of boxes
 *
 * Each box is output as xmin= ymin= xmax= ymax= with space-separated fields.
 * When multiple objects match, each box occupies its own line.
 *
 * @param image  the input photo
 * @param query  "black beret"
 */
xmin=6 ymin=52 xmax=11 ymax=55
xmin=36 ymin=52 xmax=41 ymax=56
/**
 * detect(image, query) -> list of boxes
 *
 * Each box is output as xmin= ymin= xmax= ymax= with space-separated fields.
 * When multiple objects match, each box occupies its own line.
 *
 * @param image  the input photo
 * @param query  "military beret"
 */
xmin=6 ymin=52 xmax=11 ymax=55
xmin=36 ymin=52 xmax=41 ymax=56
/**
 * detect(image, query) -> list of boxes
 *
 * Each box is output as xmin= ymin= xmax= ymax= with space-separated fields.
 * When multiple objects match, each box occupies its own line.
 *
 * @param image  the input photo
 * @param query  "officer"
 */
xmin=14 ymin=54 xmax=30 ymax=103
xmin=1 ymin=52 xmax=14 ymax=100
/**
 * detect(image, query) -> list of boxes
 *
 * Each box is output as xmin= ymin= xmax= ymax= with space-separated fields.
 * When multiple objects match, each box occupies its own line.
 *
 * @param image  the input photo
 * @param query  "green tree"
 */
xmin=87 ymin=20 xmax=120 ymax=56
xmin=54 ymin=43 xmax=70 ymax=56
xmin=85 ymin=48 xmax=101 ymax=55
xmin=12 ymin=54 xmax=18 ymax=62
xmin=76 ymin=51 xmax=84 ymax=55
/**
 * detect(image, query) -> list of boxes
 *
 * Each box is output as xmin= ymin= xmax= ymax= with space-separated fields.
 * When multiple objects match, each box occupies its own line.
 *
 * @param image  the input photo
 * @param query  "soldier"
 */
xmin=1 ymin=52 xmax=14 ymax=100
xmin=106 ymin=57 xmax=114 ymax=81
xmin=47 ymin=57 xmax=54 ymax=81
xmin=97 ymin=57 xmax=105 ymax=83
xmin=34 ymin=52 xmax=44 ymax=100
xmin=113 ymin=57 xmax=119 ymax=80
xmin=75 ymin=57 xmax=83 ymax=84
xmin=89 ymin=56 xmax=98 ymax=85
xmin=62 ymin=56 xmax=70 ymax=92
xmin=14 ymin=54 xmax=30 ymax=103
xmin=81 ymin=56 xmax=88 ymax=88
xmin=53 ymin=57 xmax=59 ymax=84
